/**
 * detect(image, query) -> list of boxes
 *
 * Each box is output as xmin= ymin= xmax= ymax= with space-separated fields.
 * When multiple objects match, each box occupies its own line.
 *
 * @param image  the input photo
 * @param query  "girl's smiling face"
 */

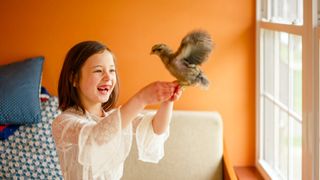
xmin=77 ymin=50 xmax=117 ymax=108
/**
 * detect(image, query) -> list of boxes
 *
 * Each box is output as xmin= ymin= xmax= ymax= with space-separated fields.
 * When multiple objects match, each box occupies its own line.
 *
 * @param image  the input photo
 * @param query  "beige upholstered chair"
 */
xmin=122 ymin=110 xmax=237 ymax=180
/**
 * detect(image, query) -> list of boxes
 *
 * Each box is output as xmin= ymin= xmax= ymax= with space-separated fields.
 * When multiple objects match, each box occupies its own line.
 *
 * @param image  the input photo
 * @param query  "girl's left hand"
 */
xmin=169 ymin=85 xmax=183 ymax=101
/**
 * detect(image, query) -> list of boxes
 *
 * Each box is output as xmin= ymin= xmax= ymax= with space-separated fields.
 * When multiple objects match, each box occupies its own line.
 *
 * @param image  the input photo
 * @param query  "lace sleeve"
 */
xmin=78 ymin=109 xmax=127 ymax=173
xmin=135 ymin=112 xmax=170 ymax=163
xmin=52 ymin=108 xmax=129 ymax=175
xmin=52 ymin=114 xmax=90 ymax=152
xmin=132 ymin=113 xmax=144 ymax=134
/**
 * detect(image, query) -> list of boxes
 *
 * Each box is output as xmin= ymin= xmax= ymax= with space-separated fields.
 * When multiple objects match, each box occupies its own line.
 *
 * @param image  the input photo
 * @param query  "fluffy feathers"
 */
xmin=151 ymin=30 xmax=213 ymax=88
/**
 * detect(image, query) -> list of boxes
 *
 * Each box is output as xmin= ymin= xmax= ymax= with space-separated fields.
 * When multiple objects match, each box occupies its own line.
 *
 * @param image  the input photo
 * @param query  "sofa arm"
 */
xmin=223 ymin=141 xmax=238 ymax=180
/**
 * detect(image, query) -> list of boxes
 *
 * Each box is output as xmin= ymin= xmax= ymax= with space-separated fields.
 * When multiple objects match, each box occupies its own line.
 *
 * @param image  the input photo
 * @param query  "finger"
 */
xmin=162 ymin=85 xmax=176 ymax=95
xmin=165 ymin=81 xmax=179 ymax=88
xmin=156 ymin=82 xmax=172 ymax=90
xmin=157 ymin=81 xmax=179 ymax=91
xmin=158 ymin=90 xmax=174 ymax=101
xmin=172 ymin=88 xmax=183 ymax=101
xmin=174 ymin=91 xmax=182 ymax=98
xmin=175 ymin=89 xmax=182 ymax=97
xmin=164 ymin=84 xmax=176 ymax=92
xmin=170 ymin=94 xmax=176 ymax=101
xmin=171 ymin=93 xmax=180 ymax=101
xmin=164 ymin=90 xmax=175 ymax=98
xmin=171 ymin=81 xmax=179 ymax=86
xmin=176 ymin=87 xmax=183 ymax=94
xmin=173 ymin=84 xmax=182 ymax=94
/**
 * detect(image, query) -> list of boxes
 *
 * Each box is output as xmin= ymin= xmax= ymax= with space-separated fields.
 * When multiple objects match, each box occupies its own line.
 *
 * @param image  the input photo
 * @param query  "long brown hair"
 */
xmin=58 ymin=41 xmax=119 ymax=113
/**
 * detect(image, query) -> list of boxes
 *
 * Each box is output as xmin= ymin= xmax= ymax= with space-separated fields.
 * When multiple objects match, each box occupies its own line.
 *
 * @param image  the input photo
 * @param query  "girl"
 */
xmin=52 ymin=41 xmax=182 ymax=180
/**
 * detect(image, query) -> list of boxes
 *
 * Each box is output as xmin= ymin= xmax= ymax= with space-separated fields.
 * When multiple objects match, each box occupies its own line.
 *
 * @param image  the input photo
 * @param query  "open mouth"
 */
xmin=97 ymin=85 xmax=111 ymax=94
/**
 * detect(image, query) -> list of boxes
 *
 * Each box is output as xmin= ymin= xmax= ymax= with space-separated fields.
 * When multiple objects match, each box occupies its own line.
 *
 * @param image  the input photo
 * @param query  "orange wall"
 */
xmin=0 ymin=0 xmax=255 ymax=166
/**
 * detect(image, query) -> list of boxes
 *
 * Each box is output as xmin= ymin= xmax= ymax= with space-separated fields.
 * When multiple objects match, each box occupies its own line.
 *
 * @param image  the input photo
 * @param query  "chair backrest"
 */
xmin=122 ymin=110 xmax=223 ymax=180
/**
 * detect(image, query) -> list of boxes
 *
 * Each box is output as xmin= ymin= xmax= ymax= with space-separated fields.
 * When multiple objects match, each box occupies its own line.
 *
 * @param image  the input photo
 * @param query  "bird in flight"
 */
xmin=151 ymin=30 xmax=213 ymax=89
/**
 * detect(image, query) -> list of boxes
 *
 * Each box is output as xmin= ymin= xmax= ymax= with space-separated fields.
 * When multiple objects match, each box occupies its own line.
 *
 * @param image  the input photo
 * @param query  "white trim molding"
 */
xmin=256 ymin=0 xmax=320 ymax=179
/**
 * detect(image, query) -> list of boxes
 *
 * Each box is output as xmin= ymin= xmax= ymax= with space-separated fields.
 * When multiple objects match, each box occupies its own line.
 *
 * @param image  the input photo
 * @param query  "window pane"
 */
xmin=260 ymin=0 xmax=303 ymax=25
xmin=290 ymin=35 xmax=302 ymax=116
xmin=279 ymin=32 xmax=289 ymax=106
xmin=291 ymin=117 xmax=302 ymax=180
xmin=264 ymin=97 xmax=275 ymax=166
xmin=260 ymin=29 xmax=302 ymax=179
xmin=277 ymin=110 xmax=289 ymax=179
xmin=262 ymin=29 xmax=275 ymax=95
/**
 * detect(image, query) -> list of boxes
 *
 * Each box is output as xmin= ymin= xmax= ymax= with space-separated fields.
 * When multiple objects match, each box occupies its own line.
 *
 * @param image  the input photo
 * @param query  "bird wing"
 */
xmin=174 ymin=30 xmax=213 ymax=65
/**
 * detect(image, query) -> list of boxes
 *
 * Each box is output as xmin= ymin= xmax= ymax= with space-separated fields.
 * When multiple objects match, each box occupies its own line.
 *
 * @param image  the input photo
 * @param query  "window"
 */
xmin=256 ymin=0 xmax=319 ymax=179
xmin=260 ymin=30 xmax=302 ymax=179
xmin=260 ymin=0 xmax=303 ymax=24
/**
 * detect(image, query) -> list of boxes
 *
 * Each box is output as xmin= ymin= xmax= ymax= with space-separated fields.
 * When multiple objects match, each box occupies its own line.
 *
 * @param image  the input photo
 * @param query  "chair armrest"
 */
xmin=223 ymin=140 xmax=238 ymax=180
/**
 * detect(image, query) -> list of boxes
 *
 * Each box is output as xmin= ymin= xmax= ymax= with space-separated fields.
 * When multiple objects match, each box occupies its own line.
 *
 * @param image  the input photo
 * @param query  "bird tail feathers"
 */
xmin=197 ymin=73 xmax=210 ymax=89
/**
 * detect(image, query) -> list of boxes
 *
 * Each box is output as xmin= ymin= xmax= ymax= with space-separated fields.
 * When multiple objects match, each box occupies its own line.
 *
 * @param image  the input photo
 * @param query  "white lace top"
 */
xmin=52 ymin=107 xmax=169 ymax=180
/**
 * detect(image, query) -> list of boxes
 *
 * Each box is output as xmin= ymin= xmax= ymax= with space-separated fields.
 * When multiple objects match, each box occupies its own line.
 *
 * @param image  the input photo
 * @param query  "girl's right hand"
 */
xmin=136 ymin=81 xmax=179 ymax=106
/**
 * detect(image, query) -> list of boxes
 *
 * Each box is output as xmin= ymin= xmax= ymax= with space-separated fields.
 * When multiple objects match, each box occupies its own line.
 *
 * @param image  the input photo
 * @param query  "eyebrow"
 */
xmin=92 ymin=65 xmax=115 ymax=68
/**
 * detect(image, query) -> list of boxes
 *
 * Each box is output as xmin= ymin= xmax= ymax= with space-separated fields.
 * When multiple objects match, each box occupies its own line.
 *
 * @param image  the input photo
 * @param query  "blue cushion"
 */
xmin=0 ymin=86 xmax=51 ymax=140
xmin=0 ymin=96 xmax=63 ymax=178
xmin=0 ymin=57 xmax=44 ymax=124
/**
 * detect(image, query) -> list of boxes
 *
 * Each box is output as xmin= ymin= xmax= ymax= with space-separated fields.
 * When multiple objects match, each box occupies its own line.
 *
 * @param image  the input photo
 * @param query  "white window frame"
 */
xmin=256 ymin=0 xmax=320 ymax=179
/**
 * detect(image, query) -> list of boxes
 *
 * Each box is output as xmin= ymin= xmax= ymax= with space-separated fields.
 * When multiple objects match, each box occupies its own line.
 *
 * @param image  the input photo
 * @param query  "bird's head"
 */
xmin=150 ymin=44 xmax=171 ymax=56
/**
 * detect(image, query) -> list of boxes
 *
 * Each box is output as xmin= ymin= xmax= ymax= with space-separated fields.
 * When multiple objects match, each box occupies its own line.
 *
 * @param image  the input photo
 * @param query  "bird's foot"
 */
xmin=177 ymin=81 xmax=189 ymax=91
xmin=178 ymin=85 xmax=186 ymax=91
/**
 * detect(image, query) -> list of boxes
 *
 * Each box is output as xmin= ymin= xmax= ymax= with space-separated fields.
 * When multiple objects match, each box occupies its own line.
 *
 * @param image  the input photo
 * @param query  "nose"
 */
xmin=102 ymin=71 xmax=111 ymax=81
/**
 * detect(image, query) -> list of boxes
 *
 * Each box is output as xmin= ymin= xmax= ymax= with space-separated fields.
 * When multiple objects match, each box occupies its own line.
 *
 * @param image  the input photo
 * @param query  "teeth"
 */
xmin=98 ymin=88 xmax=108 ymax=91
xmin=98 ymin=85 xmax=110 ymax=91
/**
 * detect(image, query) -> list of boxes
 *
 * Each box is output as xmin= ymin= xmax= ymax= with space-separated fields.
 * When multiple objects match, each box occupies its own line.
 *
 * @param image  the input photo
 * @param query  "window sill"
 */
xmin=234 ymin=166 xmax=264 ymax=180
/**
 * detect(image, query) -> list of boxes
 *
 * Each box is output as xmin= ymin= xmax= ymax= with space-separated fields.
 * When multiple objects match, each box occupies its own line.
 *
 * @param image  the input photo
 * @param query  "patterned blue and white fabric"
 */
xmin=0 ymin=96 xmax=63 ymax=179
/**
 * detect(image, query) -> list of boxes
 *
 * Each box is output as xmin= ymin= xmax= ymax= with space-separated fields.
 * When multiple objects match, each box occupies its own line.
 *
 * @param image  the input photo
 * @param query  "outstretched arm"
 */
xmin=152 ymin=85 xmax=183 ymax=135
xmin=120 ymin=81 xmax=179 ymax=129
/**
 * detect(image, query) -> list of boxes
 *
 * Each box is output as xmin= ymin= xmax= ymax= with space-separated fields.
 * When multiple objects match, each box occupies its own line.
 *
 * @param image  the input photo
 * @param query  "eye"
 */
xmin=109 ymin=69 xmax=116 ymax=73
xmin=94 ymin=69 xmax=103 ymax=73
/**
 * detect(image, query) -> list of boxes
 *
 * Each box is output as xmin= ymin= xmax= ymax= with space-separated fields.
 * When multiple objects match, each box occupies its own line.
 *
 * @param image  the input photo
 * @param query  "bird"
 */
xmin=150 ymin=30 xmax=213 ymax=89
